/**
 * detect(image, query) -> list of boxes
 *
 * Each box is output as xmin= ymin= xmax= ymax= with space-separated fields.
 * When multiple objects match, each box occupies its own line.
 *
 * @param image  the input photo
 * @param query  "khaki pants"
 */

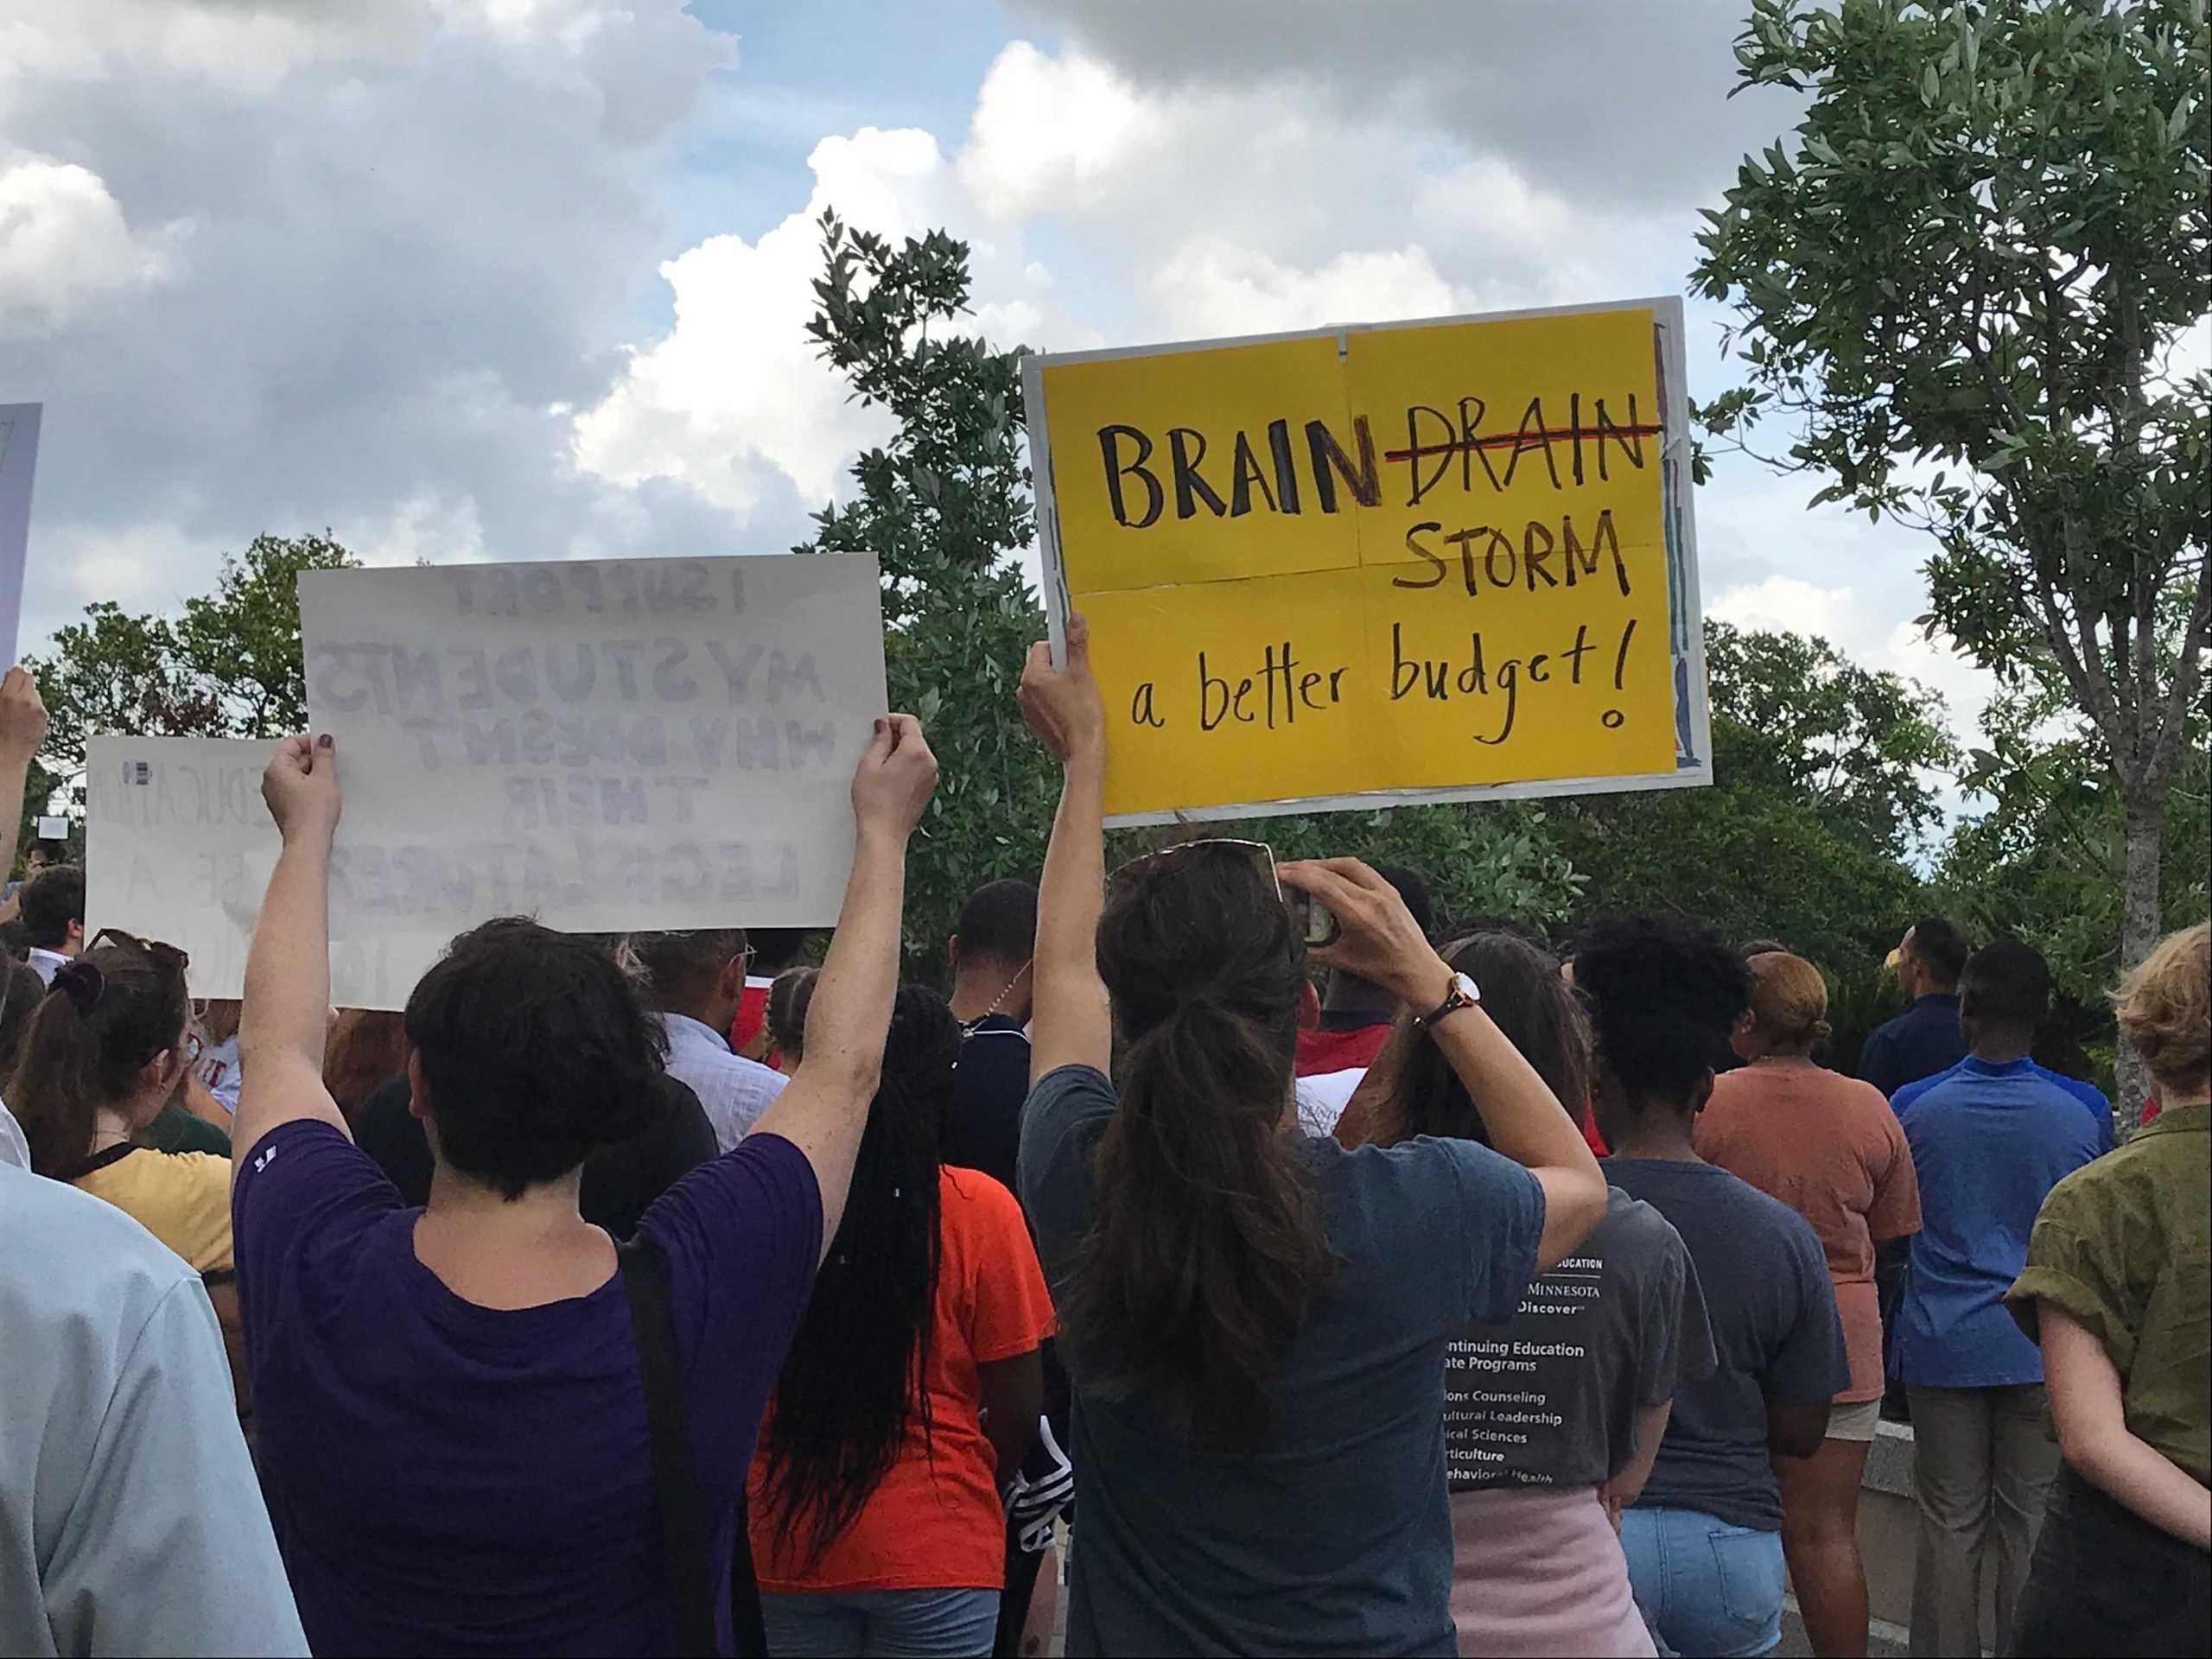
xmin=1906 ymin=1385 xmax=2059 ymax=1657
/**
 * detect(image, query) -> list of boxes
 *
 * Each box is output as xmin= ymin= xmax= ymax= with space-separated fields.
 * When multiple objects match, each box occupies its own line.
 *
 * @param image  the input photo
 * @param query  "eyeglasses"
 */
xmin=89 ymin=927 xmax=191 ymax=979
xmin=1108 ymin=837 xmax=1281 ymax=900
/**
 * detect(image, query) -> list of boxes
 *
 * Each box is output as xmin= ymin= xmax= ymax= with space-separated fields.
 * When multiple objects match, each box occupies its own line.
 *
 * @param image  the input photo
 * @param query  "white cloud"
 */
xmin=1711 ymin=575 xmax=1855 ymax=640
xmin=1147 ymin=238 xmax=1471 ymax=338
xmin=0 ymin=158 xmax=184 ymax=338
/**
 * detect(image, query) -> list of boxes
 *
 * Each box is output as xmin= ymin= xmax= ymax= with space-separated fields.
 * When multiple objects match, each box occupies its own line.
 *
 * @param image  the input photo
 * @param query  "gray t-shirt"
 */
xmin=1448 ymin=1185 xmax=1715 ymax=1491
xmin=1019 ymin=1065 xmax=1548 ymax=1659
xmin=1602 ymin=1157 xmax=1849 ymax=1531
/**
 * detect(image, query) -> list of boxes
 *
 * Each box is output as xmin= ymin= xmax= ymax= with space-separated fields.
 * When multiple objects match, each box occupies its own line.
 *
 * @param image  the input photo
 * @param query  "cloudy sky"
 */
xmin=0 ymin=0 xmax=1993 ymax=740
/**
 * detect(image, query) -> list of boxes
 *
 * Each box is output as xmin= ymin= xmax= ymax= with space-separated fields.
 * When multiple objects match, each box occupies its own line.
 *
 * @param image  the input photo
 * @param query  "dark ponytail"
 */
xmin=1069 ymin=843 xmax=1334 ymax=1449
xmin=757 ymin=984 xmax=957 ymax=1568
xmin=10 ymin=940 xmax=190 ymax=1179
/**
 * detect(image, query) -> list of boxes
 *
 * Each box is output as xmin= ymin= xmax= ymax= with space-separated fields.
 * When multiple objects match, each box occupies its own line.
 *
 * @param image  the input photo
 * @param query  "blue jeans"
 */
xmin=1618 ymin=1506 xmax=1786 ymax=1658
xmin=759 ymin=1587 xmax=1000 ymax=1658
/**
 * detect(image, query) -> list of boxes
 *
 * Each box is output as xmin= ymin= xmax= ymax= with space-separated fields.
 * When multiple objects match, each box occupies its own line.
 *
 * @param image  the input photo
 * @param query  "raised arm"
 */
xmin=1281 ymin=857 xmax=1607 ymax=1269
xmin=0 ymin=666 xmax=48 ymax=888
xmin=236 ymin=734 xmax=349 ymax=1155
xmin=1017 ymin=616 xmax=1111 ymax=1083
xmin=750 ymin=715 xmax=936 ymax=1259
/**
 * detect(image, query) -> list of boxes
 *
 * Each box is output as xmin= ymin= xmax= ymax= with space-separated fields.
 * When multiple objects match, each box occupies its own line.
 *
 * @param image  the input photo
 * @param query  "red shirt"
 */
xmin=1294 ymin=1022 xmax=1393 ymax=1077
xmin=749 ymin=1167 xmax=1054 ymax=1592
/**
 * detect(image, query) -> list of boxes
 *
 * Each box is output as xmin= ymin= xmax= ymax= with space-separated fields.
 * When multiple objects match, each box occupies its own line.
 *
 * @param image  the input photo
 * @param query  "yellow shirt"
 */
xmin=72 ymin=1147 xmax=234 ymax=1274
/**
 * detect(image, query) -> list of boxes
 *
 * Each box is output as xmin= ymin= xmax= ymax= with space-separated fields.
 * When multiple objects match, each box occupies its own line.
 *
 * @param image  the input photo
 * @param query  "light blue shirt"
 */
xmin=1892 ymin=1057 xmax=2107 ymax=1389
xmin=0 ymin=1163 xmax=308 ymax=1656
xmin=658 ymin=1011 xmax=789 ymax=1153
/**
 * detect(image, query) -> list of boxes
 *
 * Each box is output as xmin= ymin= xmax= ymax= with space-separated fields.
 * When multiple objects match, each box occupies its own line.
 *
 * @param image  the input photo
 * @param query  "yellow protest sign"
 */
xmin=1024 ymin=298 xmax=1713 ymax=823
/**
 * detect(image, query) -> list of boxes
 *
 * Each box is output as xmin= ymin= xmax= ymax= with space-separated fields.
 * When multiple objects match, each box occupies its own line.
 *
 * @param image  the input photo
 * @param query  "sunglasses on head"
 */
xmin=1108 ymin=837 xmax=1281 ymax=900
xmin=90 ymin=927 xmax=192 ymax=979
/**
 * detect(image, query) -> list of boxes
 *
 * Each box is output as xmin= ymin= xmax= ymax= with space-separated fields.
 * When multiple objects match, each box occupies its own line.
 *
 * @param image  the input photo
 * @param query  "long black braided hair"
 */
xmin=754 ymin=983 xmax=962 ymax=1567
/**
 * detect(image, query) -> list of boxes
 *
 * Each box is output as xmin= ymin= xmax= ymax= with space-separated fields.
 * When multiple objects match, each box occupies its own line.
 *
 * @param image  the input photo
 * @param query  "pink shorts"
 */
xmin=1449 ymin=1484 xmax=1657 ymax=1658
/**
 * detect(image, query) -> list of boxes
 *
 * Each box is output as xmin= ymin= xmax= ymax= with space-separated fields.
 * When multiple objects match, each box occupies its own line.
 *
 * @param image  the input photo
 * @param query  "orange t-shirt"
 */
xmin=749 ymin=1166 xmax=1055 ymax=1592
xmin=1695 ymin=1058 xmax=1923 ymax=1402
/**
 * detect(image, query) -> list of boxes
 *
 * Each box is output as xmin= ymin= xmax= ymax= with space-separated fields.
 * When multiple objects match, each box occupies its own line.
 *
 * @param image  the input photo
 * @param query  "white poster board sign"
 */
xmin=0 ymin=404 xmax=41 ymax=664
xmin=300 ymin=553 xmax=887 ymax=1007
xmin=83 ymin=736 xmax=416 ymax=1008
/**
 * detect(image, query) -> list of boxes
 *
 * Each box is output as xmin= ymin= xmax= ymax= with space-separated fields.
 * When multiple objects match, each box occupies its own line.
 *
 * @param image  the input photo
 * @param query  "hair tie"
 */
xmin=50 ymin=960 xmax=105 ymax=1017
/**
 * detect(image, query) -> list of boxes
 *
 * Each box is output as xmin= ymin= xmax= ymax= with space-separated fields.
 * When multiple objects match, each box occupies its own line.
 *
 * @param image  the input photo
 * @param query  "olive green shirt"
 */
xmin=2009 ymin=1102 xmax=2209 ymax=1484
xmin=145 ymin=1101 xmax=231 ymax=1158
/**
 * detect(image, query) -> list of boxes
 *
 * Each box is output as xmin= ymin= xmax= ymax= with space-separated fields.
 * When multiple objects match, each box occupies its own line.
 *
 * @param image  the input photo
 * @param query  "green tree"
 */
xmin=796 ymin=213 xmax=1059 ymax=969
xmin=1693 ymin=0 xmax=2210 ymax=1117
xmin=1939 ymin=672 xmax=2210 ymax=1035
xmin=1553 ymin=620 xmax=1951 ymax=976
xmin=29 ymin=531 xmax=359 ymax=803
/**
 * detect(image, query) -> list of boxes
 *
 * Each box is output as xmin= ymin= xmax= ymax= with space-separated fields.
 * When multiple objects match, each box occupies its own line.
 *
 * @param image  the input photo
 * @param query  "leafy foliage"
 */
xmin=28 ymin=532 xmax=359 ymax=800
xmin=1550 ymin=620 xmax=1948 ymax=971
xmin=794 ymin=213 xmax=1059 ymax=970
xmin=1693 ymin=0 xmax=2210 ymax=1117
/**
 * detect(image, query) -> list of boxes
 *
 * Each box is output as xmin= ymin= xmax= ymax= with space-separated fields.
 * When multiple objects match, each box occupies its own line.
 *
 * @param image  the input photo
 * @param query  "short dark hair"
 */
xmin=621 ymin=929 xmax=747 ymax=1011
xmin=20 ymin=866 xmax=85 ymax=950
xmin=954 ymin=879 xmax=1039 ymax=966
xmin=1372 ymin=865 xmax=1434 ymax=939
xmin=1739 ymin=937 xmax=1792 ymax=959
xmin=1907 ymin=917 xmax=1970 ymax=987
xmin=744 ymin=928 xmax=814 ymax=975
xmin=1574 ymin=913 xmax=1751 ymax=1105
xmin=406 ymin=918 xmax=666 ymax=1199
xmin=27 ymin=838 xmax=66 ymax=866
xmin=1960 ymin=938 xmax=2051 ymax=1033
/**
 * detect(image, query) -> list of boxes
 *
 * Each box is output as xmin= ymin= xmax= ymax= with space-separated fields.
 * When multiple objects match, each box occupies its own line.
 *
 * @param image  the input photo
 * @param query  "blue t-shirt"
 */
xmin=1892 ymin=1058 xmax=2107 ymax=1388
xmin=1601 ymin=1158 xmax=1847 ymax=1532
xmin=234 ymin=1120 xmax=823 ymax=1656
xmin=1857 ymin=993 xmax=1967 ymax=1099
xmin=1019 ymin=1064 xmax=1546 ymax=1658
xmin=1892 ymin=1058 xmax=2114 ymax=1154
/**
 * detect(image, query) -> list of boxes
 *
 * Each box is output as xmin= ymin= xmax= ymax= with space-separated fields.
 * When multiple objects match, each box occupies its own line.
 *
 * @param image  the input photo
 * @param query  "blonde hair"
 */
xmin=2112 ymin=923 xmax=2209 ymax=1098
xmin=1746 ymin=951 xmax=1832 ymax=1052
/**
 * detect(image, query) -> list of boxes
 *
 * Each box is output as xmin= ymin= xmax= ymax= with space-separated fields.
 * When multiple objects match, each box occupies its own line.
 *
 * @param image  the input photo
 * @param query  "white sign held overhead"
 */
xmin=300 ymin=552 xmax=888 ymax=1007
xmin=0 ymin=404 xmax=41 ymax=665
xmin=83 ymin=736 xmax=416 ymax=1009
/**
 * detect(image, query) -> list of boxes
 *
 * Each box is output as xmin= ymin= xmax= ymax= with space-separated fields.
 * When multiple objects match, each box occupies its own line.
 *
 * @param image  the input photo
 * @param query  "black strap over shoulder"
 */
xmin=621 ymin=1236 xmax=718 ymax=1657
xmin=619 ymin=1236 xmax=769 ymax=1659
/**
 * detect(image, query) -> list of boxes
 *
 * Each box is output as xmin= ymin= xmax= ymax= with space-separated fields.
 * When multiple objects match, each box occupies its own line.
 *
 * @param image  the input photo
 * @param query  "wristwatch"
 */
xmin=1414 ymin=970 xmax=1482 ymax=1031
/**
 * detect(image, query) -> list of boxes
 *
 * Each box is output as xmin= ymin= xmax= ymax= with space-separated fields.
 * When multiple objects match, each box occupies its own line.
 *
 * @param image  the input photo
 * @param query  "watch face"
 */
xmin=1453 ymin=972 xmax=1481 ymax=1004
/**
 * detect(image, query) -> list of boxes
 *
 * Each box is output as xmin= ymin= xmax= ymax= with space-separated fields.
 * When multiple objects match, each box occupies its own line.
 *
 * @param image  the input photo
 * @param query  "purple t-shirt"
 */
xmin=233 ymin=1119 xmax=822 ymax=1656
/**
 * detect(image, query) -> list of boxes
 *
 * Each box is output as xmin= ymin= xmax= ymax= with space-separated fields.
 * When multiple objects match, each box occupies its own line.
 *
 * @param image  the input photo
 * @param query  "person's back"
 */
xmin=1894 ymin=1059 xmax=2107 ymax=1386
xmin=1025 ymin=1078 xmax=1547 ymax=1656
xmin=751 ymin=1154 xmax=1053 ymax=1651
xmin=1605 ymin=1162 xmax=1840 ymax=1516
xmin=1859 ymin=917 xmax=1971 ymax=1097
xmin=0 ymin=1161 xmax=307 ymax=1658
xmin=239 ymin=1000 xmax=819 ymax=1654
xmin=1346 ymin=930 xmax=1712 ymax=1658
xmin=1013 ymin=622 xmax=1604 ymax=1658
xmin=1890 ymin=937 xmax=2106 ymax=1657
xmin=233 ymin=720 xmax=938 ymax=1656
xmin=1698 ymin=1060 xmax=1918 ymax=1403
xmin=2005 ymin=924 xmax=2211 ymax=1657
xmin=941 ymin=878 xmax=1039 ymax=1191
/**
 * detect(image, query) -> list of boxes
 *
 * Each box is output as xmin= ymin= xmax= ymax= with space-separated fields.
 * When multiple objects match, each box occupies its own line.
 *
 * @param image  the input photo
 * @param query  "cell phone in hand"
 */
xmin=1290 ymin=891 xmax=1340 ymax=948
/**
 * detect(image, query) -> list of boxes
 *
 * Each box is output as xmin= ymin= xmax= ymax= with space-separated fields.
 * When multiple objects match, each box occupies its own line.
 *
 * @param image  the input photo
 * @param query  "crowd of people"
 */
xmin=0 ymin=626 xmax=2203 ymax=1659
